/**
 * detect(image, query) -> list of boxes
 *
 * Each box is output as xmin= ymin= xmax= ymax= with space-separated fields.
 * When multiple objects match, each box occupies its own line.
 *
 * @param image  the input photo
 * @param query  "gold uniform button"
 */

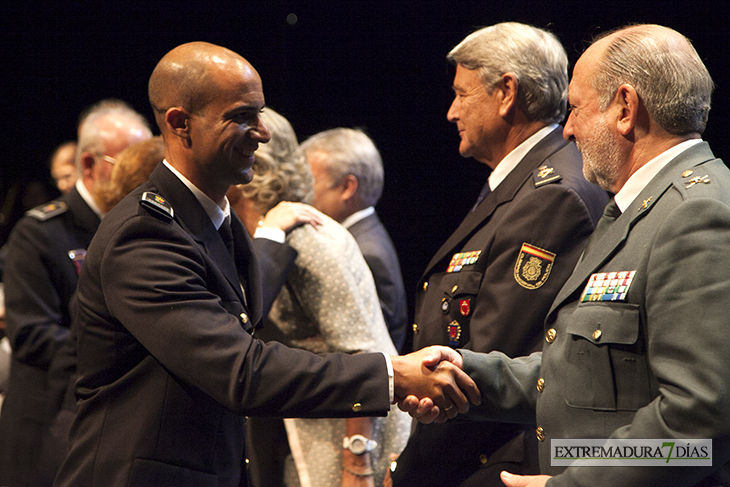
xmin=682 ymin=169 xmax=693 ymax=178
xmin=352 ymin=403 xmax=363 ymax=413
xmin=412 ymin=323 xmax=419 ymax=334
xmin=451 ymin=285 xmax=458 ymax=293
xmin=423 ymin=282 xmax=429 ymax=291
xmin=479 ymin=454 xmax=488 ymax=464
xmin=545 ymin=328 xmax=557 ymax=343
xmin=240 ymin=313 xmax=249 ymax=324
xmin=536 ymin=378 xmax=545 ymax=392
xmin=592 ymin=329 xmax=602 ymax=340
xmin=536 ymin=426 xmax=545 ymax=442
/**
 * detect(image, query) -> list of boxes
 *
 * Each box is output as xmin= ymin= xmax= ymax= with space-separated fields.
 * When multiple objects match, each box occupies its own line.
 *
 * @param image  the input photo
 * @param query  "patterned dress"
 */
xmin=265 ymin=211 xmax=410 ymax=487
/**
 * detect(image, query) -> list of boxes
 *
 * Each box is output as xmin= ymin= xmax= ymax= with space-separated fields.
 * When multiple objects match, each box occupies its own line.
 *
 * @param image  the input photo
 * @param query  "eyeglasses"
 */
xmin=93 ymin=153 xmax=118 ymax=165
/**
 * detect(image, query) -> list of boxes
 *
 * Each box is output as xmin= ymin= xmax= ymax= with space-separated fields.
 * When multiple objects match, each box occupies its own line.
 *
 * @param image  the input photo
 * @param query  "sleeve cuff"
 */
xmin=253 ymin=227 xmax=286 ymax=243
xmin=381 ymin=352 xmax=394 ymax=403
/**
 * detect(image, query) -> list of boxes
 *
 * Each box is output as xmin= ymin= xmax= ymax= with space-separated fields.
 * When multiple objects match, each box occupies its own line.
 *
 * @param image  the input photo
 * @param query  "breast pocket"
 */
xmin=564 ymin=303 xmax=653 ymax=411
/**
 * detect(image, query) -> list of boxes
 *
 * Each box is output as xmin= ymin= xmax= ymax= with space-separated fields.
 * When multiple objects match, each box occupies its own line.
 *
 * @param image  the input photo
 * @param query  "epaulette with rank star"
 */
xmin=26 ymin=200 xmax=68 ymax=221
xmin=533 ymin=165 xmax=562 ymax=187
xmin=140 ymin=192 xmax=174 ymax=221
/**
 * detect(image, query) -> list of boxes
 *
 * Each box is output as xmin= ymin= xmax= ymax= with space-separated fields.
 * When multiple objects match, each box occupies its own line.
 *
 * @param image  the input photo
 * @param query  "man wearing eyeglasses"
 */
xmin=0 ymin=99 xmax=151 ymax=487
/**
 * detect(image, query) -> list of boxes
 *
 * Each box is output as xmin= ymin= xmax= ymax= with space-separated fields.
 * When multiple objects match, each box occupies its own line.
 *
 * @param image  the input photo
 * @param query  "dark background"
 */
xmin=2 ymin=0 xmax=728 ymax=326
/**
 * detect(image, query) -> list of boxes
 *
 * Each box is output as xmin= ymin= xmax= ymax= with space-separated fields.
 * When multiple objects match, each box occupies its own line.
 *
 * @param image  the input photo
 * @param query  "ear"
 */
xmin=497 ymin=73 xmax=518 ymax=117
xmin=340 ymin=175 xmax=359 ymax=202
xmin=165 ymin=107 xmax=191 ymax=140
xmin=614 ymin=84 xmax=639 ymax=136
xmin=79 ymin=152 xmax=96 ymax=178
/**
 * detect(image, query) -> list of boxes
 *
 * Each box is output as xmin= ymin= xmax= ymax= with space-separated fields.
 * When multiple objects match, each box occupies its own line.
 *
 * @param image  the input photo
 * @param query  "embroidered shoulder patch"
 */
xmin=534 ymin=166 xmax=562 ymax=187
xmin=26 ymin=201 xmax=68 ymax=221
xmin=514 ymin=243 xmax=555 ymax=289
xmin=140 ymin=192 xmax=174 ymax=221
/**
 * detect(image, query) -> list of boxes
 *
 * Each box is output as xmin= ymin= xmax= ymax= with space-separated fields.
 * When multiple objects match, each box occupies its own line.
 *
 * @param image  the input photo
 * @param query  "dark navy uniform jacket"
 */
xmin=0 ymin=186 xmax=100 ymax=486
xmin=53 ymin=164 xmax=391 ymax=487
xmin=394 ymin=127 xmax=608 ymax=487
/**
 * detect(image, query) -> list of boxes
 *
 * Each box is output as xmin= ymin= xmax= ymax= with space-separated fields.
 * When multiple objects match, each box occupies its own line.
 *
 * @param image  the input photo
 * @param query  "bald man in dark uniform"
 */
xmin=53 ymin=42 xmax=479 ymax=487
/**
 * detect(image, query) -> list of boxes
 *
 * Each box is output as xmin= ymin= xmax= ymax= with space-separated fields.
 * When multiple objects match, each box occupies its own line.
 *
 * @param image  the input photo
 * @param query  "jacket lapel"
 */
xmin=230 ymin=211 xmax=263 ymax=326
xmin=547 ymin=142 xmax=717 ymax=316
xmin=422 ymin=127 xmax=570 ymax=278
xmin=148 ymin=165 xmax=247 ymax=306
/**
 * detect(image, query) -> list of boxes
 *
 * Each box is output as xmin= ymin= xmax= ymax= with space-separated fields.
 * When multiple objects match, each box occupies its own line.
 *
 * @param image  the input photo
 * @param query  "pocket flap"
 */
xmin=438 ymin=271 xmax=482 ymax=297
xmin=565 ymin=303 xmax=640 ymax=345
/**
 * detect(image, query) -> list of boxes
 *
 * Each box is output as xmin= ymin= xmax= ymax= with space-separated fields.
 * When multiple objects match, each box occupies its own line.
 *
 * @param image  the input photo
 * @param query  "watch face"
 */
xmin=350 ymin=437 xmax=366 ymax=455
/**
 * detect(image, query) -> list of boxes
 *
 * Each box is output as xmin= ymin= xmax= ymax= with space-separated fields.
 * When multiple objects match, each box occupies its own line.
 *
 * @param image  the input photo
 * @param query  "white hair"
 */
xmin=300 ymin=128 xmax=384 ymax=207
xmin=447 ymin=22 xmax=569 ymax=124
xmin=76 ymin=99 xmax=151 ymax=169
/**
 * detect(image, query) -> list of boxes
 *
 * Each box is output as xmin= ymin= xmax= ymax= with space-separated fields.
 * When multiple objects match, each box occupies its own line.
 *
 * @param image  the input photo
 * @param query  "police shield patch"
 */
xmin=514 ymin=243 xmax=555 ymax=289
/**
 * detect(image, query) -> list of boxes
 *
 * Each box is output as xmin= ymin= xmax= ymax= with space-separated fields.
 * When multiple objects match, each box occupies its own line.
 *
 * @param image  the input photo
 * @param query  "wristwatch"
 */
xmin=342 ymin=434 xmax=378 ymax=455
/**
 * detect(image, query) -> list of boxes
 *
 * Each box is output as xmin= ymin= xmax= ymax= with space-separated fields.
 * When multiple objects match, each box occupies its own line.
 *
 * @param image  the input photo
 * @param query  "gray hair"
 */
xmin=447 ymin=22 xmax=569 ymax=124
xmin=240 ymin=108 xmax=314 ymax=214
xmin=76 ymin=99 xmax=151 ymax=167
xmin=592 ymin=24 xmax=714 ymax=135
xmin=300 ymin=128 xmax=384 ymax=207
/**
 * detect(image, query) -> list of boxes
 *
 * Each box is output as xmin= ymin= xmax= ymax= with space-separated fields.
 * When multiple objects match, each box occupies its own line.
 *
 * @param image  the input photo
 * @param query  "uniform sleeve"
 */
xmin=4 ymin=220 xmax=70 ymax=366
xmin=95 ymin=215 xmax=391 ymax=418
xmin=460 ymin=349 xmax=542 ymax=424
xmin=552 ymin=196 xmax=730 ymax=487
xmin=468 ymin=184 xmax=594 ymax=356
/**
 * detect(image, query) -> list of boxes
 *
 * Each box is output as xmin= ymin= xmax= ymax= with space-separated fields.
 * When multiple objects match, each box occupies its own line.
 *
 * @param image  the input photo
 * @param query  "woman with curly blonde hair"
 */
xmin=228 ymin=108 xmax=408 ymax=487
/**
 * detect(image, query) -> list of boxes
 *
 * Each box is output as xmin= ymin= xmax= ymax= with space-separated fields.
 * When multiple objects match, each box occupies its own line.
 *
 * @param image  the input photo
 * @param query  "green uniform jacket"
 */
xmin=462 ymin=142 xmax=730 ymax=486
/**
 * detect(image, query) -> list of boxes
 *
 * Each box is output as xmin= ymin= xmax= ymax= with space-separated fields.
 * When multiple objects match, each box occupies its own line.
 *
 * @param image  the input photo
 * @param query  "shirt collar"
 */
xmin=163 ymin=160 xmax=230 ymax=230
xmin=341 ymin=206 xmax=375 ymax=229
xmin=488 ymin=123 xmax=558 ymax=191
xmin=614 ymin=139 xmax=702 ymax=213
xmin=75 ymin=179 xmax=104 ymax=219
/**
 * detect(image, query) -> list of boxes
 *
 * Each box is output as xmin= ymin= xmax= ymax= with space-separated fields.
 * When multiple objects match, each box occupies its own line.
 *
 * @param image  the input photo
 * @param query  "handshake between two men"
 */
xmin=391 ymin=346 xmax=480 ymax=423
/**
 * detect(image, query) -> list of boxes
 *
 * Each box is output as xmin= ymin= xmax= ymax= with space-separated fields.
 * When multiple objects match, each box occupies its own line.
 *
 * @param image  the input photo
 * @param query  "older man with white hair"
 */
xmin=391 ymin=22 xmax=608 ymax=487
xmin=0 ymin=99 xmax=151 ymax=487
xmin=406 ymin=24 xmax=729 ymax=487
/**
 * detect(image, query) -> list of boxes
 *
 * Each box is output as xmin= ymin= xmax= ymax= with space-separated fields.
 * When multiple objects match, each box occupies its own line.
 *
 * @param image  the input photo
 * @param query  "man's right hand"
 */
xmin=390 ymin=346 xmax=480 ymax=423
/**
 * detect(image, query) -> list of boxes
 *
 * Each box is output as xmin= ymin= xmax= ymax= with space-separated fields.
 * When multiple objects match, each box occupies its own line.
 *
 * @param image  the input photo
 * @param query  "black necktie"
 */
xmin=583 ymin=198 xmax=621 ymax=258
xmin=471 ymin=181 xmax=491 ymax=212
xmin=218 ymin=218 xmax=235 ymax=264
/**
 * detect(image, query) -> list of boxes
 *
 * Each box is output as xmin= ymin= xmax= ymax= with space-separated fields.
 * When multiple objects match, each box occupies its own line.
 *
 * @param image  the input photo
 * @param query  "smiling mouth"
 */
xmin=235 ymin=148 xmax=256 ymax=158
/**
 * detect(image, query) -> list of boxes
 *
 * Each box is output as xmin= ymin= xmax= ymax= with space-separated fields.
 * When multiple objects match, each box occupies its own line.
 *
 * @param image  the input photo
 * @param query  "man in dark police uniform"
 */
xmin=392 ymin=22 xmax=607 ymax=487
xmin=53 ymin=42 xmax=479 ymax=487
xmin=0 ymin=100 xmax=151 ymax=487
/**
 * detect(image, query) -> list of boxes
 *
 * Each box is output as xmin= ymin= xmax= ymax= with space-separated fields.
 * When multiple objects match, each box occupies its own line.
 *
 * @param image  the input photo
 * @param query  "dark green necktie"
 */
xmin=583 ymin=198 xmax=621 ymax=258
